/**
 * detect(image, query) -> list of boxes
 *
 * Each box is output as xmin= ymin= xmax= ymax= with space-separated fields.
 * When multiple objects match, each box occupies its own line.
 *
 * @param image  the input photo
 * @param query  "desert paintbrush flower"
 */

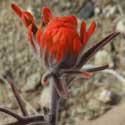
xmin=11 ymin=3 xmax=120 ymax=98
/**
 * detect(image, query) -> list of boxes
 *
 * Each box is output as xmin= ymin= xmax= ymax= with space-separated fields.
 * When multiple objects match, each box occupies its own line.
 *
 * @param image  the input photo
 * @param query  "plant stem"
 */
xmin=3 ymin=71 xmax=28 ymax=116
xmin=0 ymin=107 xmax=22 ymax=120
xmin=49 ymin=76 xmax=60 ymax=125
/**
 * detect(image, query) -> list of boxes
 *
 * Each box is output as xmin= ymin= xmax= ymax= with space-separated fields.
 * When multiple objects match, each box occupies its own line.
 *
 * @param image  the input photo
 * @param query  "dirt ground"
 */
xmin=0 ymin=0 xmax=125 ymax=125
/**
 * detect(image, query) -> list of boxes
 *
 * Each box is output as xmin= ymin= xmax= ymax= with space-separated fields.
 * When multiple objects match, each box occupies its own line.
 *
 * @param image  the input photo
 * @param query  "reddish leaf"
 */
xmin=76 ymin=32 xmax=120 ymax=68
xmin=42 ymin=7 xmax=52 ymax=25
xmin=11 ymin=3 xmax=22 ymax=17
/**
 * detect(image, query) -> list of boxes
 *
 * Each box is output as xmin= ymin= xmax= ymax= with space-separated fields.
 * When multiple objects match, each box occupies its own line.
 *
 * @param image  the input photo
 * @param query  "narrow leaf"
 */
xmin=76 ymin=32 xmax=120 ymax=68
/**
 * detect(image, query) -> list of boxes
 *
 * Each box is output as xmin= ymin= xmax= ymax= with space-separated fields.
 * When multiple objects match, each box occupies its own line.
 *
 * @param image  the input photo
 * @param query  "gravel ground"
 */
xmin=0 ymin=0 xmax=125 ymax=125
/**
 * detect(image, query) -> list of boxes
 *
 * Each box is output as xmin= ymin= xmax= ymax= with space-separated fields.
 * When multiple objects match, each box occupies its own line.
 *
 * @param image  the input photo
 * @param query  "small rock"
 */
xmin=95 ymin=50 xmax=113 ymax=67
xmin=77 ymin=0 xmax=95 ymax=19
xmin=103 ymin=5 xmax=116 ymax=18
xmin=22 ymin=73 xmax=40 ymax=92
xmin=98 ymin=89 xmax=112 ymax=103
xmin=94 ymin=7 xmax=101 ymax=15
xmin=76 ymin=105 xmax=84 ymax=114
xmin=88 ymin=99 xmax=101 ymax=110
xmin=39 ymin=87 xmax=51 ymax=109
xmin=98 ymin=88 xmax=120 ymax=104
xmin=116 ymin=19 xmax=125 ymax=34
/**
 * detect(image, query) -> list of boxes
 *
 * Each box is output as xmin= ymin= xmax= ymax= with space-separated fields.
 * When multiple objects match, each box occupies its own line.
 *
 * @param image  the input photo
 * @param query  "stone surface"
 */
xmin=94 ymin=50 xmax=113 ymax=67
xmin=39 ymin=86 xmax=51 ymax=109
xmin=79 ymin=103 xmax=125 ymax=125
xmin=22 ymin=73 xmax=41 ymax=92
xmin=116 ymin=19 xmax=125 ymax=33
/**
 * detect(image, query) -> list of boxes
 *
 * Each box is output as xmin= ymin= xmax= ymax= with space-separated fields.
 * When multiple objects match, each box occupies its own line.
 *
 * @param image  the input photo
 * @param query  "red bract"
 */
xmin=11 ymin=3 xmax=120 ymax=98
xmin=11 ymin=3 xmax=95 ymax=63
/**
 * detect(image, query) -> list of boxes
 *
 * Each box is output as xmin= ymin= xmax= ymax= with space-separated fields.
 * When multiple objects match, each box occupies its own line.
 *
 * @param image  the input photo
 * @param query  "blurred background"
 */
xmin=0 ymin=0 xmax=125 ymax=125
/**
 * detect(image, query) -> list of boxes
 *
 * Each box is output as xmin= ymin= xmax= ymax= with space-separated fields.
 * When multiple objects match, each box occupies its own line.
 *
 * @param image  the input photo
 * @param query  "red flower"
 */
xmin=11 ymin=3 xmax=120 ymax=98
xmin=11 ymin=3 xmax=96 ymax=64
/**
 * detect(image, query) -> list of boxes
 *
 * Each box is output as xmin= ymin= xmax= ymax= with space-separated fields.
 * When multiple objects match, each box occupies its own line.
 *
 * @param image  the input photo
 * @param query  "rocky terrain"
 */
xmin=0 ymin=0 xmax=125 ymax=125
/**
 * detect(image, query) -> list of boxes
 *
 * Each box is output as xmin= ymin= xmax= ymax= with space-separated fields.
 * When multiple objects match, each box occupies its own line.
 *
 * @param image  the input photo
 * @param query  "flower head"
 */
xmin=11 ymin=3 xmax=96 ymax=66
xmin=11 ymin=3 xmax=120 ymax=98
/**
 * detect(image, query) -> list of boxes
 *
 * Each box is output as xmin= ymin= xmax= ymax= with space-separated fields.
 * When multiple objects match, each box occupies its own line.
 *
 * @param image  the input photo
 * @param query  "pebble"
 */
xmin=39 ymin=86 xmax=51 ymax=109
xmin=98 ymin=88 xmax=120 ymax=105
xmin=77 ymin=0 xmax=95 ymax=19
xmin=116 ymin=19 xmax=125 ymax=34
xmin=22 ymin=73 xmax=41 ymax=92
xmin=94 ymin=50 xmax=113 ymax=67
xmin=98 ymin=89 xmax=112 ymax=103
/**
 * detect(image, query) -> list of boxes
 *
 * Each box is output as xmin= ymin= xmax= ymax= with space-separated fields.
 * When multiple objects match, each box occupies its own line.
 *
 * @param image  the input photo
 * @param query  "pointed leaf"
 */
xmin=11 ymin=3 xmax=22 ymax=17
xmin=80 ymin=21 xmax=86 ymax=44
xmin=40 ymin=47 xmax=49 ymax=69
xmin=87 ymin=21 xmax=96 ymax=41
xmin=76 ymin=32 xmax=120 ymax=68
xmin=42 ymin=7 xmax=52 ymax=25
xmin=85 ymin=64 xmax=109 ymax=72
xmin=27 ymin=24 xmax=34 ymax=47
